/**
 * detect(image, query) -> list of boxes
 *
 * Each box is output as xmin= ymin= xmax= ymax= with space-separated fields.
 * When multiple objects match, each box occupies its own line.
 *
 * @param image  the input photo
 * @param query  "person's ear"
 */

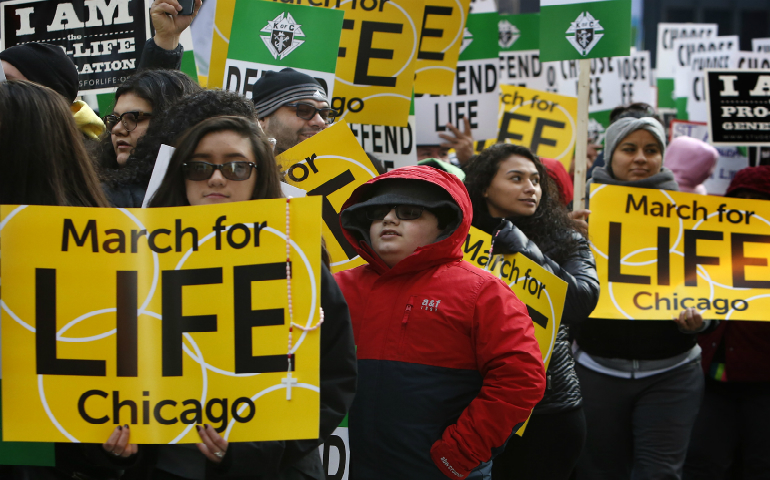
xmin=483 ymin=187 xmax=489 ymax=199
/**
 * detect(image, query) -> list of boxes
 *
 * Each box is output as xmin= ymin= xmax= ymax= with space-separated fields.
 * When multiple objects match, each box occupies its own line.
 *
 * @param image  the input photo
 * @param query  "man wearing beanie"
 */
xmin=1 ymin=43 xmax=105 ymax=138
xmin=334 ymin=166 xmax=545 ymax=479
xmin=252 ymin=68 xmax=337 ymax=154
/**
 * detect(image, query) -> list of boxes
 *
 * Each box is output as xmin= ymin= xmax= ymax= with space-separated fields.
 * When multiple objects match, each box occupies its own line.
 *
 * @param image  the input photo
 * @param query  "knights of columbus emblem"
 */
xmin=498 ymin=19 xmax=520 ymax=48
xmin=565 ymin=12 xmax=603 ymax=56
xmin=261 ymin=12 xmax=305 ymax=60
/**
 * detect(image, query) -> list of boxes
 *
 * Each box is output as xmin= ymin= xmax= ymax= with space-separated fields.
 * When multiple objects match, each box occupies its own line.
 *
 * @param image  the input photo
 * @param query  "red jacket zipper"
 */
xmin=399 ymin=296 xmax=415 ymax=351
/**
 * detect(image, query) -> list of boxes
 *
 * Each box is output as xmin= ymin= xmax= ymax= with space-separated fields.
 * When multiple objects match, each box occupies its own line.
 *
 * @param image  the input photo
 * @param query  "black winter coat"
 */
xmin=475 ymin=215 xmax=600 ymax=414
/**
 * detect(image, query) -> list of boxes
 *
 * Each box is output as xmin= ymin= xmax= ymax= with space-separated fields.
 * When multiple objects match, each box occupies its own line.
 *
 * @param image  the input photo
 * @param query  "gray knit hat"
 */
xmin=604 ymin=116 xmax=667 ymax=177
xmin=251 ymin=68 xmax=328 ymax=117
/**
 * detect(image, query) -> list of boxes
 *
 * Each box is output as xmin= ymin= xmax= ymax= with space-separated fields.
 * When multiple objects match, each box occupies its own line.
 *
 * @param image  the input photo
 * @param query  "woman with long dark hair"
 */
xmin=97 ymin=69 xmax=200 ymax=207
xmin=0 ymin=82 xmax=134 ymax=480
xmin=107 ymin=116 xmax=357 ymax=480
xmin=464 ymin=143 xmax=599 ymax=480
xmin=1 ymin=80 xmax=108 ymax=207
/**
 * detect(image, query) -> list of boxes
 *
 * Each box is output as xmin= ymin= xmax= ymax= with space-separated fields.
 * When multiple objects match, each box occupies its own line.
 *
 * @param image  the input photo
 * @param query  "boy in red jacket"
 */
xmin=334 ymin=166 xmax=546 ymax=480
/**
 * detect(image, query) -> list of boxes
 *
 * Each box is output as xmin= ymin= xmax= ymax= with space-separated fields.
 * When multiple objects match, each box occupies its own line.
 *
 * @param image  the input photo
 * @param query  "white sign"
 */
xmin=415 ymin=57 xmax=500 ymax=145
xmin=468 ymin=0 xmax=497 ymax=13
xmin=753 ymin=38 xmax=770 ymax=53
xmin=319 ymin=427 xmax=349 ymax=480
xmin=142 ymin=144 xmax=174 ymax=208
xmin=672 ymin=35 xmax=739 ymax=110
xmin=558 ymin=51 xmax=654 ymax=114
xmin=655 ymin=23 xmax=717 ymax=75
xmin=499 ymin=49 xmax=560 ymax=92
xmin=348 ymin=117 xmax=417 ymax=172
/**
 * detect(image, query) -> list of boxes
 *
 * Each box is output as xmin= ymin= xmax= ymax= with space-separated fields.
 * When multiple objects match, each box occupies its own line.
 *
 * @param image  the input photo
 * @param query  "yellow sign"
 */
xmin=211 ymin=0 xmax=423 ymax=127
xmin=589 ymin=184 xmax=770 ymax=321
xmin=328 ymin=0 xmax=424 ymax=127
xmin=475 ymin=85 xmax=577 ymax=170
xmin=413 ymin=0 xmax=472 ymax=96
xmin=463 ymin=227 xmax=567 ymax=370
xmin=1 ymin=199 xmax=323 ymax=443
xmin=277 ymin=121 xmax=379 ymax=274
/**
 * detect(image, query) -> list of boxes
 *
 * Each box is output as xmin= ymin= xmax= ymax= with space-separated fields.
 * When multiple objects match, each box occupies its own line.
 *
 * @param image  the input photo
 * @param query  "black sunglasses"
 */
xmin=365 ymin=205 xmax=426 ymax=221
xmin=104 ymin=111 xmax=153 ymax=132
xmin=285 ymin=102 xmax=339 ymax=125
xmin=182 ymin=161 xmax=257 ymax=181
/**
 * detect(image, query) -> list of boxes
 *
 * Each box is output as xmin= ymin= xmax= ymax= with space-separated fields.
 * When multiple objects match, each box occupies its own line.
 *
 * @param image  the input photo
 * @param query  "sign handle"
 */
xmin=572 ymin=58 xmax=591 ymax=210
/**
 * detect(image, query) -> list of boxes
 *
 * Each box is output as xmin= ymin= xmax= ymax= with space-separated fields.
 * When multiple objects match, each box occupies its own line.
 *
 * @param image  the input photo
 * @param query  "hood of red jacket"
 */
xmin=339 ymin=166 xmax=472 ymax=275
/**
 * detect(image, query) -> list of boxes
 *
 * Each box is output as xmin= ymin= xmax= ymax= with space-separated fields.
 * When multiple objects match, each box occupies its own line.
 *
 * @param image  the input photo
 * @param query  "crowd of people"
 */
xmin=2 ymin=1 xmax=769 ymax=479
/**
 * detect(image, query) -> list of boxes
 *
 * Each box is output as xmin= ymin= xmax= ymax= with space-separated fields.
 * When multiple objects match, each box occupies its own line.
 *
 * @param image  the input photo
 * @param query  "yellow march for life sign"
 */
xmin=476 ymin=85 xmax=577 ymax=171
xmin=0 ymin=199 xmax=323 ymax=444
xmin=463 ymin=227 xmax=567 ymax=370
xmin=277 ymin=121 xmax=379 ymax=274
xmin=589 ymin=184 xmax=770 ymax=321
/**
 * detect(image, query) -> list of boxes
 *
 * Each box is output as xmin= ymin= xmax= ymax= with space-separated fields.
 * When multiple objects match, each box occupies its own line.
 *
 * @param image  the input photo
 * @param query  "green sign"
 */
xmin=224 ymin=1 xmax=343 ymax=99
xmin=498 ymin=13 xmax=539 ymax=52
xmin=539 ymin=0 xmax=631 ymax=62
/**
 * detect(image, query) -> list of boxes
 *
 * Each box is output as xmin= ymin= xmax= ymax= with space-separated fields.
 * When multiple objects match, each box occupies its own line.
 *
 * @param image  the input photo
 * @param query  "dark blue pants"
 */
xmin=575 ymin=361 xmax=704 ymax=480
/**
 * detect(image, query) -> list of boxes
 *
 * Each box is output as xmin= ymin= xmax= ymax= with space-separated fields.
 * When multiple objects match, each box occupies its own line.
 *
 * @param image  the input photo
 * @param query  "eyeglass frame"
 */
xmin=182 ymin=161 xmax=258 ymax=181
xmin=104 ymin=111 xmax=153 ymax=132
xmin=284 ymin=102 xmax=339 ymax=125
xmin=365 ymin=205 xmax=427 ymax=221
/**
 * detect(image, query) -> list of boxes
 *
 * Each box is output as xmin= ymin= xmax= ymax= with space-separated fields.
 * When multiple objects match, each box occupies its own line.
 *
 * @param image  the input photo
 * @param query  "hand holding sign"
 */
xmin=674 ymin=307 xmax=704 ymax=332
xmin=196 ymin=424 xmax=229 ymax=463
xmin=102 ymin=425 xmax=138 ymax=458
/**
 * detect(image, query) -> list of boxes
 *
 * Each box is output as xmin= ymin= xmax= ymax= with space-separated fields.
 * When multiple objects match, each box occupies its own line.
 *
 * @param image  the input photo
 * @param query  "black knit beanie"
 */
xmin=251 ymin=68 xmax=328 ymax=117
xmin=0 ymin=43 xmax=79 ymax=103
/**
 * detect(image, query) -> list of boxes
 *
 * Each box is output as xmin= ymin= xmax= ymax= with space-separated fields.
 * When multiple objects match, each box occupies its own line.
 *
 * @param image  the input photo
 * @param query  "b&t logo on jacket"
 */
xmin=566 ymin=12 xmax=603 ymax=56
xmin=498 ymin=19 xmax=520 ymax=49
xmin=261 ymin=13 xmax=305 ymax=60
xmin=421 ymin=299 xmax=442 ymax=312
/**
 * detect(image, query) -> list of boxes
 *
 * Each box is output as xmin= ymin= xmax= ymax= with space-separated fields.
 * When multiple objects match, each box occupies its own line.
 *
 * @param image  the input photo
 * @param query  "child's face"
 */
xmin=369 ymin=207 xmax=443 ymax=268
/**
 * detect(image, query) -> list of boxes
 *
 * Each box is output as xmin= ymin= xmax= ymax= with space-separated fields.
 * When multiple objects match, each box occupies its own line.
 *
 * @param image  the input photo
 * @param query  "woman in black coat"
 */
xmin=464 ymin=143 xmax=599 ymax=480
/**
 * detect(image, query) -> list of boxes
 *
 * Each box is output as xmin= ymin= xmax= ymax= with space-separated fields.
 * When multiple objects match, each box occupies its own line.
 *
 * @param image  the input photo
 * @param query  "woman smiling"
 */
xmin=574 ymin=116 xmax=709 ymax=480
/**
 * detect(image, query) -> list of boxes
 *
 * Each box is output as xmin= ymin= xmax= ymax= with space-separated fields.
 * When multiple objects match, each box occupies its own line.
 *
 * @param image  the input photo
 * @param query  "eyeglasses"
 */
xmin=365 ymin=205 xmax=426 ymax=221
xmin=104 ymin=111 xmax=153 ymax=132
xmin=182 ymin=161 xmax=257 ymax=181
xmin=284 ymin=102 xmax=339 ymax=125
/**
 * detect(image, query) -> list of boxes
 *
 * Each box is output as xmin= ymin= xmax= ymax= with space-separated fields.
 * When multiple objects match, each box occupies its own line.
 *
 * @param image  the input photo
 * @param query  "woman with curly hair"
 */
xmin=98 ymin=69 xmax=201 ymax=207
xmin=114 ymin=88 xmax=259 ymax=199
xmin=463 ymin=143 xmax=600 ymax=480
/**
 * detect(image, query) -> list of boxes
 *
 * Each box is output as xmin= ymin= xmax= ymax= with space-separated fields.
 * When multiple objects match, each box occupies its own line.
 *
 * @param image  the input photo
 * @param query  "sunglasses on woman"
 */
xmin=182 ymin=161 xmax=257 ymax=181
xmin=365 ymin=205 xmax=426 ymax=221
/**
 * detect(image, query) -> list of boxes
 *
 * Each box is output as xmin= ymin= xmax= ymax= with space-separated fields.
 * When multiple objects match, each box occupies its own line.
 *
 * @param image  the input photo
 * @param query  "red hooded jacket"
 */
xmin=334 ymin=166 xmax=545 ymax=479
